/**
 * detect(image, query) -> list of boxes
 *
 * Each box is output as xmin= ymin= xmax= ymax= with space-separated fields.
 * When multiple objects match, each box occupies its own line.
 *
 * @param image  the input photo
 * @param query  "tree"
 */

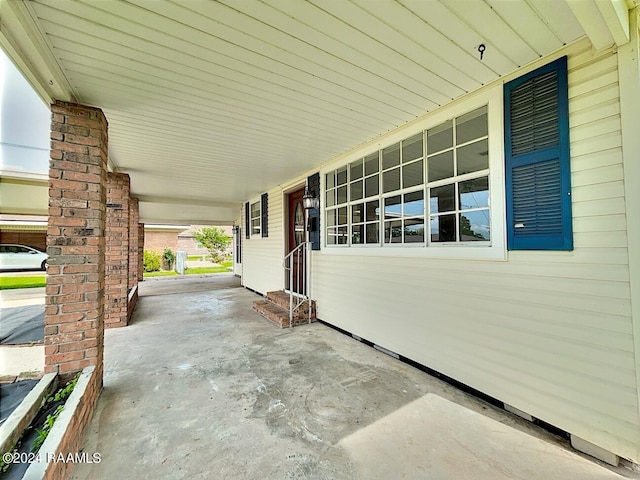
xmin=193 ymin=227 xmax=231 ymax=264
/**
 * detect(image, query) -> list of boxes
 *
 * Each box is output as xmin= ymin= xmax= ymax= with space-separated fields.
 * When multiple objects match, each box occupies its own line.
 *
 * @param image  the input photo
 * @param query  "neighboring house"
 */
xmin=143 ymin=224 xmax=184 ymax=253
xmin=145 ymin=225 xmax=233 ymax=257
xmin=0 ymin=214 xmax=47 ymax=251
xmin=239 ymin=36 xmax=639 ymax=464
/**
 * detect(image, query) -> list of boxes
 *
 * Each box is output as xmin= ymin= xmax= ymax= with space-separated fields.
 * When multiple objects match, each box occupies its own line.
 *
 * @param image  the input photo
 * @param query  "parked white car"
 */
xmin=0 ymin=244 xmax=48 ymax=271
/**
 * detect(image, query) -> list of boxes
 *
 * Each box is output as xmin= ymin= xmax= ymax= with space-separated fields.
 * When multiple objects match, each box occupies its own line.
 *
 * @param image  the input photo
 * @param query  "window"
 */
xmin=353 ymin=200 xmax=380 ymax=244
xmin=245 ymin=193 xmax=269 ymax=238
xmin=235 ymin=227 xmax=242 ymax=263
xmin=324 ymin=105 xmax=492 ymax=250
xmin=504 ymin=56 xmax=572 ymax=250
xmin=428 ymin=106 xmax=490 ymax=243
xmin=384 ymin=191 xmax=424 ymax=244
xmin=250 ymin=201 xmax=261 ymax=236
xmin=325 ymin=166 xmax=348 ymax=244
xmin=349 ymin=153 xmax=381 ymax=245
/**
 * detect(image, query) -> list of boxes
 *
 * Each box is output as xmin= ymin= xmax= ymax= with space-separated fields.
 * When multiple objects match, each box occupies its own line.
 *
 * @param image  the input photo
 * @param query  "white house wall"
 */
xmin=241 ymin=191 xmax=285 ymax=295
xmin=243 ymin=41 xmax=638 ymax=461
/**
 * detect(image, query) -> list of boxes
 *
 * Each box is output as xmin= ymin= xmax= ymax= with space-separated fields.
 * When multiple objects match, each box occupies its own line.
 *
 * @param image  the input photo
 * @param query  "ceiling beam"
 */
xmin=137 ymin=217 xmax=235 ymax=227
xmin=134 ymin=195 xmax=239 ymax=210
xmin=567 ymin=0 xmax=632 ymax=50
xmin=596 ymin=0 xmax=631 ymax=45
xmin=567 ymin=0 xmax=615 ymax=50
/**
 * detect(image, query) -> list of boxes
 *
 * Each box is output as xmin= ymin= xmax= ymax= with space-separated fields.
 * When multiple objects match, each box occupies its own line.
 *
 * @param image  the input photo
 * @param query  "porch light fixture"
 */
xmin=302 ymin=186 xmax=318 ymax=210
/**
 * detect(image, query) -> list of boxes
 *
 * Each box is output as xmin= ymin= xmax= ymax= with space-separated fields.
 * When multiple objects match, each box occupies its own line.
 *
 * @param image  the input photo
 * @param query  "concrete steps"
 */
xmin=252 ymin=291 xmax=316 ymax=328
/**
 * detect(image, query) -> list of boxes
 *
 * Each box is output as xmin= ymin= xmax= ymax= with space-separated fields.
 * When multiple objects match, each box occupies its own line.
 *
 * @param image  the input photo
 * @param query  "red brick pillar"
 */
xmin=129 ymin=197 xmax=139 ymax=290
xmin=46 ymin=101 xmax=107 ymax=377
xmin=138 ymin=223 xmax=145 ymax=281
xmin=105 ymin=173 xmax=130 ymax=328
xmin=127 ymin=198 xmax=139 ymax=320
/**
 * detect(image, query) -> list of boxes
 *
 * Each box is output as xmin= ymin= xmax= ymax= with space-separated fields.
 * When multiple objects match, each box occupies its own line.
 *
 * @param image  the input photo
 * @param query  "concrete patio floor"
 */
xmin=68 ymin=274 xmax=636 ymax=480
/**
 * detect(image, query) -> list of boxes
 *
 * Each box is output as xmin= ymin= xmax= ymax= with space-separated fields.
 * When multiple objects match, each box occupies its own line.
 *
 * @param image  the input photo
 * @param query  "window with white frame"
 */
xmin=324 ymin=105 xmax=490 ymax=248
xmin=325 ymin=166 xmax=348 ymax=244
xmin=349 ymin=152 xmax=380 ymax=245
xmin=250 ymin=201 xmax=261 ymax=236
xmin=428 ymin=106 xmax=489 ymax=243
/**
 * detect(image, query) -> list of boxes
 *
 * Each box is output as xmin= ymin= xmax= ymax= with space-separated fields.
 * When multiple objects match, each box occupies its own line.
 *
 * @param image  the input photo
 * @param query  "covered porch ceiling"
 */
xmin=0 ymin=0 xmax=635 ymax=225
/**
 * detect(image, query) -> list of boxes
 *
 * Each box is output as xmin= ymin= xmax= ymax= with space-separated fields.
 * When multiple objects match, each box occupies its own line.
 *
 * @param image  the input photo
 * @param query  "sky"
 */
xmin=0 ymin=48 xmax=50 ymax=174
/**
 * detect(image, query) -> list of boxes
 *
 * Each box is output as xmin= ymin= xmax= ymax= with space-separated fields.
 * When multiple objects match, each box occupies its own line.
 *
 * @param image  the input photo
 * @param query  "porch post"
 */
xmin=138 ymin=223 xmax=145 ymax=281
xmin=128 ymin=197 xmax=139 ymax=289
xmin=128 ymin=197 xmax=140 ymax=318
xmin=105 ymin=172 xmax=130 ymax=328
xmin=45 ymin=101 xmax=107 ymax=378
xmin=619 ymin=6 xmax=640 ymax=460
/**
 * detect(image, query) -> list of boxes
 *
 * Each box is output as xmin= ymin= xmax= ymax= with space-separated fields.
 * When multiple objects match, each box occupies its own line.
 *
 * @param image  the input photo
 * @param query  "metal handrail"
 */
xmin=283 ymin=241 xmax=311 ymax=327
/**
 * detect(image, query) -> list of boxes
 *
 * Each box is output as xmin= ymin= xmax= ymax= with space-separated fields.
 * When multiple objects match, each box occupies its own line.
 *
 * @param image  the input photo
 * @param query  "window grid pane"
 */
xmin=426 ymin=106 xmax=489 ymax=245
xmin=325 ymin=163 xmax=350 ymax=246
xmin=324 ymin=104 xmax=489 ymax=248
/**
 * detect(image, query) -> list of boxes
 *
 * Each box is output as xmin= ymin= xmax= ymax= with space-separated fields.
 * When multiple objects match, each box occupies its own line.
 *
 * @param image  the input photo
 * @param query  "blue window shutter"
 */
xmin=504 ymin=56 xmax=573 ymax=250
xmin=308 ymin=173 xmax=321 ymax=250
xmin=244 ymin=202 xmax=250 ymax=239
xmin=261 ymin=193 xmax=268 ymax=238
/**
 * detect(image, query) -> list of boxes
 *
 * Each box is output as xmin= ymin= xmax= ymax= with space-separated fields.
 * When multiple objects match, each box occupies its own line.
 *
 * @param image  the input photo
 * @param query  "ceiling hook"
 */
xmin=477 ymin=44 xmax=486 ymax=61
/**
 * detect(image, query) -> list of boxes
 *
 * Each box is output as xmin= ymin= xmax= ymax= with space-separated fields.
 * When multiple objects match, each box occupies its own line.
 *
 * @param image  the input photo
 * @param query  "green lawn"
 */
xmin=0 ymin=275 xmax=47 ymax=290
xmin=144 ymin=271 xmax=178 ymax=277
xmin=144 ymin=261 xmax=233 ymax=278
xmin=0 ymin=261 xmax=234 ymax=287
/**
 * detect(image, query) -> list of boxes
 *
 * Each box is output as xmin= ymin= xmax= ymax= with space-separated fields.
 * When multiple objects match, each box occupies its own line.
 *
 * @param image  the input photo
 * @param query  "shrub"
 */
xmin=163 ymin=248 xmax=176 ymax=270
xmin=143 ymin=250 xmax=162 ymax=272
xmin=209 ymin=252 xmax=225 ymax=264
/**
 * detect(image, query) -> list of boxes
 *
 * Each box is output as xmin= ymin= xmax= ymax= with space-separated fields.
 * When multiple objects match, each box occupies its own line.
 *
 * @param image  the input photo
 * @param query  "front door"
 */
xmin=287 ymin=188 xmax=306 ymax=294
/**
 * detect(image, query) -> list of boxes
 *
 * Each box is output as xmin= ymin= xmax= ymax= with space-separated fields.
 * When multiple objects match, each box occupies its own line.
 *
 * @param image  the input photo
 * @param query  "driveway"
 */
xmin=0 ymin=287 xmax=45 ymax=377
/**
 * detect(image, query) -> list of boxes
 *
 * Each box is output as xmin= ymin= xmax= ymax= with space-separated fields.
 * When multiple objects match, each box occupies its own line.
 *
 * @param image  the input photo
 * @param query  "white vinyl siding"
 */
xmin=312 ymin=45 xmax=637 ymax=460
xmin=241 ymin=41 xmax=637 ymax=461
xmin=242 ymin=188 xmax=284 ymax=294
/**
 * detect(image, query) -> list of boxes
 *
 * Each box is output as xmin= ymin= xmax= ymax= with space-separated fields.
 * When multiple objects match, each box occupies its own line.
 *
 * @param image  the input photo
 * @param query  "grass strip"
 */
xmin=144 ymin=271 xmax=178 ymax=277
xmin=0 ymin=276 xmax=46 ymax=290
xmin=144 ymin=261 xmax=232 ymax=278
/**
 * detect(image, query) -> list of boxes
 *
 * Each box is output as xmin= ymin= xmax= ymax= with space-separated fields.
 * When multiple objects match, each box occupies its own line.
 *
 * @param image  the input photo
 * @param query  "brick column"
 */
xmin=127 ymin=198 xmax=140 ymax=320
xmin=105 ymin=173 xmax=130 ymax=328
xmin=46 ymin=101 xmax=107 ymax=377
xmin=129 ymin=197 xmax=139 ymax=290
xmin=138 ymin=223 xmax=145 ymax=281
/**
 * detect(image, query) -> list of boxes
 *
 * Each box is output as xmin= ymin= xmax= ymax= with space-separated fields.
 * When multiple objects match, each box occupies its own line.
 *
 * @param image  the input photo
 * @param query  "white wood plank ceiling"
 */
xmin=5 ymin=0 xmax=592 ymax=224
